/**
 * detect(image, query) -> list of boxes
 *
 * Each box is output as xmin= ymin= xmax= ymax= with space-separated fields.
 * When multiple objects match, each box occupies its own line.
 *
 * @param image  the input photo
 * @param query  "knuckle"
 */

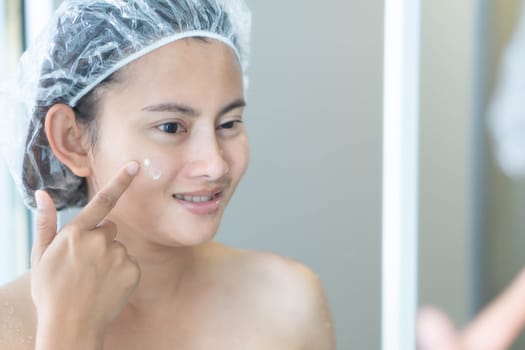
xmin=63 ymin=229 xmax=82 ymax=253
xmin=36 ymin=215 xmax=54 ymax=234
xmin=94 ymin=190 xmax=117 ymax=210
xmin=90 ymin=231 xmax=109 ymax=249
xmin=114 ymin=176 xmax=129 ymax=190
xmin=64 ymin=227 xmax=81 ymax=243
xmin=35 ymin=218 xmax=49 ymax=232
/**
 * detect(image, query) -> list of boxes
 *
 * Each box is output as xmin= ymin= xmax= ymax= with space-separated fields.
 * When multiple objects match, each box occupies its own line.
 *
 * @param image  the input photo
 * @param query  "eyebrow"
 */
xmin=141 ymin=98 xmax=246 ymax=117
xmin=141 ymin=102 xmax=198 ymax=117
xmin=219 ymin=98 xmax=246 ymax=116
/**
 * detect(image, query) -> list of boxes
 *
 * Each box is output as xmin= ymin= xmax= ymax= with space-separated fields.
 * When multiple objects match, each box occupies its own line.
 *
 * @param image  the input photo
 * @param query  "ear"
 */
xmin=44 ymin=103 xmax=92 ymax=177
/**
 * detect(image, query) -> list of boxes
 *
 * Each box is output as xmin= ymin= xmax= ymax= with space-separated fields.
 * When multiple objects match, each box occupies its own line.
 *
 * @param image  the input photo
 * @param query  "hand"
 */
xmin=417 ymin=268 xmax=525 ymax=350
xmin=31 ymin=162 xmax=141 ymax=347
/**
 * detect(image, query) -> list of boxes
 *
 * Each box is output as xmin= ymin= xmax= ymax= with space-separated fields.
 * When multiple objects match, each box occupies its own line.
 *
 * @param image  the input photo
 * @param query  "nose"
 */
xmin=184 ymin=130 xmax=229 ymax=181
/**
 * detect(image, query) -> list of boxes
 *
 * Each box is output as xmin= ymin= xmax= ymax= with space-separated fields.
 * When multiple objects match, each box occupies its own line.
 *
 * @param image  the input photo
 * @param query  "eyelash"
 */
xmin=156 ymin=120 xmax=243 ymax=134
xmin=157 ymin=122 xmax=184 ymax=134
xmin=217 ymin=120 xmax=243 ymax=130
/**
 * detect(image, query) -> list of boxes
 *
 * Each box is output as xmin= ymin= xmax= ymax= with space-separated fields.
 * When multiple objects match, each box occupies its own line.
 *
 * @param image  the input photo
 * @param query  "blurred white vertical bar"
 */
xmin=24 ymin=0 xmax=53 ymax=44
xmin=0 ymin=1 xmax=4 ymax=72
xmin=6 ymin=0 xmax=31 ymax=281
xmin=381 ymin=0 xmax=420 ymax=348
xmin=0 ymin=0 xmax=12 ymax=285
xmin=24 ymin=0 xmax=54 ymax=252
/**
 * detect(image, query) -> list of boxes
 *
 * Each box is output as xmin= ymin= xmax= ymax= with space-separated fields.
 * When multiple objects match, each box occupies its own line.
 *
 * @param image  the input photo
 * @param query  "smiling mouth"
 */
xmin=173 ymin=192 xmax=222 ymax=203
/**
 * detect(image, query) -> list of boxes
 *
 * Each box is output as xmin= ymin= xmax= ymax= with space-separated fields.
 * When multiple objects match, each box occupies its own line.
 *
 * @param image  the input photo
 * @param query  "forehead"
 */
xmin=115 ymin=38 xmax=243 ymax=98
xmin=94 ymin=38 xmax=245 ymax=122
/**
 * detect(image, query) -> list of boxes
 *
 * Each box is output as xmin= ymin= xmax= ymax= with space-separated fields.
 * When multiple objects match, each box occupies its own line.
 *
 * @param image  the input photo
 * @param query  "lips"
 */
xmin=172 ymin=190 xmax=223 ymax=215
xmin=173 ymin=193 xmax=220 ymax=203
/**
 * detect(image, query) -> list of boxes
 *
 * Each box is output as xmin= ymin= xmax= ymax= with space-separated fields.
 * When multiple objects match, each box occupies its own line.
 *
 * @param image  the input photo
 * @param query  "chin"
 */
xmin=159 ymin=222 xmax=221 ymax=247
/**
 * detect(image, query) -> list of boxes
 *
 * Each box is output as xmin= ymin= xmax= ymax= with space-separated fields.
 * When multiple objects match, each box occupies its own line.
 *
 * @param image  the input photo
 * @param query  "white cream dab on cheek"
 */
xmin=150 ymin=168 xmax=162 ymax=180
xmin=143 ymin=158 xmax=162 ymax=181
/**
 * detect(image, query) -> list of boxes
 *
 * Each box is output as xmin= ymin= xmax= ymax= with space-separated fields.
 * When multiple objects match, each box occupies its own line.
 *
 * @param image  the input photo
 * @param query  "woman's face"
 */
xmin=86 ymin=39 xmax=248 ymax=247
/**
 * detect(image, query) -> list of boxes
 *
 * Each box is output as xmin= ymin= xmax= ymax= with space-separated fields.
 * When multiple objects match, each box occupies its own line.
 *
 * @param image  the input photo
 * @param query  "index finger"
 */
xmin=73 ymin=161 xmax=139 ymax=230
xmin=460 ymin=268 xmax=525 ymax=349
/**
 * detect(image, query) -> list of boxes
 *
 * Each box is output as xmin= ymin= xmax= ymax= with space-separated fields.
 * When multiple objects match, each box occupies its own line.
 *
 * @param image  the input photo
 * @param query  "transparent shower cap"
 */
xmin=488 ymin=3 xmax=525 ymax=177
xmin=0 ymin=0 xmax=251 ymax=209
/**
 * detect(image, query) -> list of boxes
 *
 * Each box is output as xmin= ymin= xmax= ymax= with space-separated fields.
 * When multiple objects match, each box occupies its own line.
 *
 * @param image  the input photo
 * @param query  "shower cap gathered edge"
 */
xmin=0 ymin=0 xmax=252 ymax=210
xmin=70 ymin=31 xmax=244 ymax=107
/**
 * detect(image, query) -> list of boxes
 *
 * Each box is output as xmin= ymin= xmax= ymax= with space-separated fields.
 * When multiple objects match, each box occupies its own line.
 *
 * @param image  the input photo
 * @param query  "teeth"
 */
xmin=175 ymin=194 xmax=214 ymax=202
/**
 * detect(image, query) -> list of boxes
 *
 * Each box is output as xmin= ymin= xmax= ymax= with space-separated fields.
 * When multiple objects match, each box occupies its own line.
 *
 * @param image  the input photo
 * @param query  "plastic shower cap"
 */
xmin=0 ymin=0 xmax=251 ymax=209
xmin=488 ymin=2 xmax=525 ymax=177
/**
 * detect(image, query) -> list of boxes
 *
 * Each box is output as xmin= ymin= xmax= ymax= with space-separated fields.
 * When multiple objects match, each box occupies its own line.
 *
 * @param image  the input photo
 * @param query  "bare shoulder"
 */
xmin=209 ymin=243 xmax=336 ymax=349
xmin=0 ymin=272 xmax=35 ymax=349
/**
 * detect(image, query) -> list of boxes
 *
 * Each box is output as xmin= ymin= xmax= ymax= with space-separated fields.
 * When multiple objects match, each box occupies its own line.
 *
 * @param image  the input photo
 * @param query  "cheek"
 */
xmin=132 ymin=147 xmax=189 ymax=189
xmin=89 ymin=134 xmax=168 ymax=195
xmin=106 ymin=153 xmax=179 ymax=216
xmin=224 ymin=137 xmax=249 ymax=178
xmin=88 ymin=149 xmax=128 ymax=195
xmin=141 ymin=156 xmax=165 ymax=181
xmin=91 ymin=125 xmax=138 ymax=167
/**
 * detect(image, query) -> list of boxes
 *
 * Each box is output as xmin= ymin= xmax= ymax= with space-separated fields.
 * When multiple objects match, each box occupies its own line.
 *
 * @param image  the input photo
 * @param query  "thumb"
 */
xmin=31 ymin=190 xmax=58 ymax=267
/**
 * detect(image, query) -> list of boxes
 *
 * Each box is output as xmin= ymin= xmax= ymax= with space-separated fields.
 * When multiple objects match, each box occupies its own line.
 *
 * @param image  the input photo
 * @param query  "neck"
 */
xmin=116 ymin=231 xmax=208 ymax=314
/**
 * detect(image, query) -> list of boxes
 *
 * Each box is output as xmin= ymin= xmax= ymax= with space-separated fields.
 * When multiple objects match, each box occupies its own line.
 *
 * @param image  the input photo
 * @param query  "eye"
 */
xmin=218 ymin=120 xmax=243 ymax=130
xmin=157 ymin=122 xmax=184 ymax=134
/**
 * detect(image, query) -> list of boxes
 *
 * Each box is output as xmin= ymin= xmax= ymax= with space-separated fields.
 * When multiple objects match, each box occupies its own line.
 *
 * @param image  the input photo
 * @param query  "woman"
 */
xmin=0 ymin=1 xmax=335 ymax=349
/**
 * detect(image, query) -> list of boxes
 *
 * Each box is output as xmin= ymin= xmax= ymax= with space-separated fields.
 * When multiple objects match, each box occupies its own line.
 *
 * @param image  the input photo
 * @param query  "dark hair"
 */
xmin=22 ymin=74 xmax=118 ymax=210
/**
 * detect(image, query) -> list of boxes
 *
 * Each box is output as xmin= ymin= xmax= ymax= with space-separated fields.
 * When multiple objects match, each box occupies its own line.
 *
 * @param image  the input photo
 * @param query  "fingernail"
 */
xmin=127 ymin=161 xmax=139 ymax=176
xmin=35 ymin=190 xmax=48 ymax=209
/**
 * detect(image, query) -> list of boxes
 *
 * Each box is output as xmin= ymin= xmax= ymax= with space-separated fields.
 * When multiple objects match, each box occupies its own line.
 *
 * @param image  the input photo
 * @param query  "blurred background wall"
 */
xmin=218 ymin=1 xmax=384 ymax=348
xmin=418 ymin=1 xmax=525 ymax=349
xmin=482 ymin=0 xmax=525 ymax=348
xmin=417 ymin=0 xmax=483 ymax=327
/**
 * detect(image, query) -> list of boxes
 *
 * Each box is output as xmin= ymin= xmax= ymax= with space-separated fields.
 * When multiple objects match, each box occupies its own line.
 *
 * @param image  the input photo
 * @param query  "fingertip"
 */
xmin=417 ymin=306 xmax=457 ymax=350
xmin=418 ymin=306 xmax=446 ymax=321
xmin=126 ymin=161 xmax=140 ymax=176
xmin=35 ymin=190 xmax=50 ymax=210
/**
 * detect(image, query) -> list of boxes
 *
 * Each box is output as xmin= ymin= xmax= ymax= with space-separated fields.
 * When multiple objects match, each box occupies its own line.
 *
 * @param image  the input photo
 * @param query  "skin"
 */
xmin=0 ymin=39 xmax=336 ymax=350
xmin=417 ymin=269 xmax=525 ymax=349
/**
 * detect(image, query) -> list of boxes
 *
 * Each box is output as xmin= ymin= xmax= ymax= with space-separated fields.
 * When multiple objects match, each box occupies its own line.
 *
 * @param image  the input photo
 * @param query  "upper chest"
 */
xmin=103 ymin=287 xmax=298 ymax=350
xmin=103 ymin=307 xmax=293 ymax=350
